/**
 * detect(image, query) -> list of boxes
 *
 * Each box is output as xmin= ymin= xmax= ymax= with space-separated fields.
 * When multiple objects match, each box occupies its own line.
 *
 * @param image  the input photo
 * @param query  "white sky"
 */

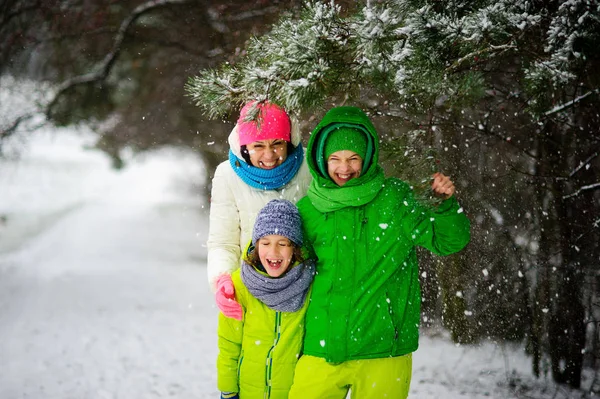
xmin=0 ymin=124 xmax=582 ymax=398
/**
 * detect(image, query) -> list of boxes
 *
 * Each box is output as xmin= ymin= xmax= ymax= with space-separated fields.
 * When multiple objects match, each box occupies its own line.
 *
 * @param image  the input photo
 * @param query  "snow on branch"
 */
xmin=446 ymin=44 xmax=516 ymax=73
xmin=563 ymin=182 xmax=600 ymax=200
xmin=569 ymin=152 xmax=599 ymax=178
xmin=544 ymin=89 xmax=599 ymax=116
xmin=186 ymin=1 xmax=350 ymax=118
xmin=186 ymin=67 xmax=245 ymax=119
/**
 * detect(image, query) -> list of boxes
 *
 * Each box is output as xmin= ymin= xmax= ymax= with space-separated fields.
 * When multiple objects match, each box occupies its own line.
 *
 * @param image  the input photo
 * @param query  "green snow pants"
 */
xmin=288 ymin=353 xmax=412 ymax=399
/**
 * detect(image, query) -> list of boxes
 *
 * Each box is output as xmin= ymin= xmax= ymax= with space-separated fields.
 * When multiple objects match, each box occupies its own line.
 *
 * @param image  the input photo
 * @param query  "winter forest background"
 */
xmin=1 ymin=0 xmax=599 ymax=398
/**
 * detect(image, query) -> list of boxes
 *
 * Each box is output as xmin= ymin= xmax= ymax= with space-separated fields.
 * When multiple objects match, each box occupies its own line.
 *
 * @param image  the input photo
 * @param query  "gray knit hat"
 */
xmin=252 ymin=199 xmax=303 ymax=247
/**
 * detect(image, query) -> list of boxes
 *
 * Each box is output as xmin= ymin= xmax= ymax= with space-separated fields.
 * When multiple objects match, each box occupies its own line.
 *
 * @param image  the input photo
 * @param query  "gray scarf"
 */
xmin=241 ymin=259 xmax=315 ymax=312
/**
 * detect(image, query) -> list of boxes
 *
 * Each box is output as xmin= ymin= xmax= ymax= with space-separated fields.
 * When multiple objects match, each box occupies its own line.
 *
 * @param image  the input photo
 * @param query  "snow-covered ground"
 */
xmin=0 ymin=126 xmax=582 ymax=398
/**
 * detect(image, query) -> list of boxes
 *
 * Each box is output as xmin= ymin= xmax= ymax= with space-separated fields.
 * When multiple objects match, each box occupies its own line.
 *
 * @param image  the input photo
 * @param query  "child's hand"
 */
xmin=215 ymin=274 xmax=243 ymax=320
xmin=220 ymin=392 xmax=239 ymax=399
xmin=431 ymin=172 xmax=455 ymax=200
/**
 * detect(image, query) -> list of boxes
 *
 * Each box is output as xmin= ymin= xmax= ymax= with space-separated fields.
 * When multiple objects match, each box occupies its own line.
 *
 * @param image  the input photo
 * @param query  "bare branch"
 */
xmin=569 ymin=151 xmax=599 ymax=178
xmin=30 ymin=27 xmax=117 ymax=46
xmin=573 ymin=218 xmax=600 ymax=244
xmin=46 ymin=0 xmax=192 ymax=117
xmin=0 ymin=113 xmax=35 ymax=141
xmin=0 ymin=1 xmax=41 ymax=33
xmin=223 ymin=6 xmax=281 ymax=22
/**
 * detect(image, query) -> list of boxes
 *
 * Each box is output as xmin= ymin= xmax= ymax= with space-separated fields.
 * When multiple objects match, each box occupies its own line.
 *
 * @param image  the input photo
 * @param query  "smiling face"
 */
xmin=257 ymin=234 xmax=294 ymax=278
xmin=246 ymin=139 xmax=288 ymax=169
xmin=327 ymin=150 xmax=363 ymax=186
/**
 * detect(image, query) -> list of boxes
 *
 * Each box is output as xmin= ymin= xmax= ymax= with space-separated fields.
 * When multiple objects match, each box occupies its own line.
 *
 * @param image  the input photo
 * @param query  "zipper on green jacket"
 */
xmin=237 ymin=352 xmax=244 ymax=381
xmin=385 ymin=290 xmax=399 ymax=353
xmin=264 ymin=311 xmax=282 ymax=398
xmin=359 ymin=208 xmax=368 ymax=239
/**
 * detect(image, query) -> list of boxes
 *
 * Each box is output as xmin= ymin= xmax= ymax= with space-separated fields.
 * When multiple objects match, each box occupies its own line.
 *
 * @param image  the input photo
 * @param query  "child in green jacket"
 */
xmin=217 ymin=199 xmax=314 ymax=399
xmin=288 ymin=106 xmax=471 ymax=399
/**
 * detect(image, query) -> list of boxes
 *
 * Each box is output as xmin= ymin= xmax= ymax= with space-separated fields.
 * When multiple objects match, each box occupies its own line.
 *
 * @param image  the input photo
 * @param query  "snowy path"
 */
xmin=0 ymin=202 xmax=218 ymax=398
xmin=0 ymin=136 xmax=219 ymax=398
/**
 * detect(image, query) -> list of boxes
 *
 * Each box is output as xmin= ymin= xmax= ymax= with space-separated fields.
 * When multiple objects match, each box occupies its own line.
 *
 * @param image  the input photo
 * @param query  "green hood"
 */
xmin=306 ymin=106 xmax=385 ymax=211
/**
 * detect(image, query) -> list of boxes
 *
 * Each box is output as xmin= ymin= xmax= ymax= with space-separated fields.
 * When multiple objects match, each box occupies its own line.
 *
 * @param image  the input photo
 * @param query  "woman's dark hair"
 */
xmin=247 ymin=241 xmax=305 ymax=274
xmin=240 ymin=145 xmax=251 ymax=165
xmin=240 ymin=142 xmax=295 ymax=166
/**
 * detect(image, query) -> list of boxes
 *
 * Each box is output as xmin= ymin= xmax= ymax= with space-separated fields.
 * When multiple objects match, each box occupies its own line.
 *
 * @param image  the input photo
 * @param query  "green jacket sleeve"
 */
xmin=216 ymin=277 xmax=245 ymax=393
xmin=393 ymin=178 xmax=469 ymax=256
xmin=413 ymin=195 xmax=471 ymax=256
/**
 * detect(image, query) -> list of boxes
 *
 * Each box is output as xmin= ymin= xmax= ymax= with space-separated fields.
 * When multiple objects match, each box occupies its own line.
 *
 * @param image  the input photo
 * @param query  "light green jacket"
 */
xmin=217 ymin=267 xmax=310 ymax=398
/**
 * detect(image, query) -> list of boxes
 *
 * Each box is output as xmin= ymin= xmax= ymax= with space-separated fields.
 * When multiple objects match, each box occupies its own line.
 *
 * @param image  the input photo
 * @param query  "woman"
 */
xmin=207 ymin=101 xmax=312 ymax=319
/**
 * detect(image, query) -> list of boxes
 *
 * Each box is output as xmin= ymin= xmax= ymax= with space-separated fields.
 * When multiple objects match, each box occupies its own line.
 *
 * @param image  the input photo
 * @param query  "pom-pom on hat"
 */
xmin=237 ymin=101 xmax=292 ymax=146
xmin=323 ymin=127 xmax=368 ymax=159
xmin=252 ymin=199 xmax=303 ymax=247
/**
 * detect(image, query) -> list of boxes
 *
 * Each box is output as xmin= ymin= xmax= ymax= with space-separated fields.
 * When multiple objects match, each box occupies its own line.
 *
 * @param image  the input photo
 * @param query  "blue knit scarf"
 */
xmin=241 ymin=259 xmax=315 ymax=312
xmin=229 ymin=144 xmax=304 ymax=190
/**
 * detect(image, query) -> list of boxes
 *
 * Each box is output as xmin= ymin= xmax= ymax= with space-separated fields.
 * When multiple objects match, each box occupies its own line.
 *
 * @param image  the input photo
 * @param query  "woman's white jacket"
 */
xmin=206 ymin=119 xmax=312 ymax=290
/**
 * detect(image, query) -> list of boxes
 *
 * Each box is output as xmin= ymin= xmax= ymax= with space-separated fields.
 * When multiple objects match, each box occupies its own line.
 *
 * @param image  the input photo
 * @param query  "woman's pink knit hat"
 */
xmin=237 ymin=101 xmax=291 ymax=146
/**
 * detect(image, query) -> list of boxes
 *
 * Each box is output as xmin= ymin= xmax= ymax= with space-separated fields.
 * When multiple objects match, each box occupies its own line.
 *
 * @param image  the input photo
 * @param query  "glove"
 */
xmin=215 ymin=274 xmax=243 ymax=320
xmin=220 ymin=392 xmax=239 ymax=399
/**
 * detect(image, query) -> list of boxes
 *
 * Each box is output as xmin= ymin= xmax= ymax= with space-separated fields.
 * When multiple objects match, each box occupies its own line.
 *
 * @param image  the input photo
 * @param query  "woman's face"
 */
xmin=246 ymin=139 xmax=288 ymax=169
xmin=258 ymin=234 xmax=294 ymax=278
xmin=327 ymin=150 xmax=363 ymax=186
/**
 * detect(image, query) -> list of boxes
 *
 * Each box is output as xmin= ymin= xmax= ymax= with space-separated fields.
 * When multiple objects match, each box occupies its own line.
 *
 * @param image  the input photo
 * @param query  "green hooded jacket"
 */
xmin=297 ymin=106 xmax=471 ymax=363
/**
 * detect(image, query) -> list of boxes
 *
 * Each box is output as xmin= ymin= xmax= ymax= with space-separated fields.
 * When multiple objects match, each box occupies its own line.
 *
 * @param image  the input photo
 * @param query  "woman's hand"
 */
xmin=215 ymin=274 xmax=243 ymax=320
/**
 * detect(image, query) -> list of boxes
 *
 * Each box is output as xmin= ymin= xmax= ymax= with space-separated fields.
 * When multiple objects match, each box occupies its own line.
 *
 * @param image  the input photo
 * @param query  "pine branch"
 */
xmin=186 ymin=67 xmax=246 ymax=119
xmin=186 ymin=1 xmax=403 ymax=119
xmin=446 ymin=44 xmax=517 ymax=73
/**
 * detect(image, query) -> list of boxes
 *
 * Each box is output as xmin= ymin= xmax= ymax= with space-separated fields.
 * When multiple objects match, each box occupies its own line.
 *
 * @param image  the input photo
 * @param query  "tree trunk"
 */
xmin=540 ymin=120 xmax=586 ymax=388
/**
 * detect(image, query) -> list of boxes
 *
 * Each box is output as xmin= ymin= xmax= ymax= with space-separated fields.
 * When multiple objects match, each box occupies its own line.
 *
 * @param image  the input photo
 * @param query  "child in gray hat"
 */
xmin=216 ymin=199 xmax=315 ymax=399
